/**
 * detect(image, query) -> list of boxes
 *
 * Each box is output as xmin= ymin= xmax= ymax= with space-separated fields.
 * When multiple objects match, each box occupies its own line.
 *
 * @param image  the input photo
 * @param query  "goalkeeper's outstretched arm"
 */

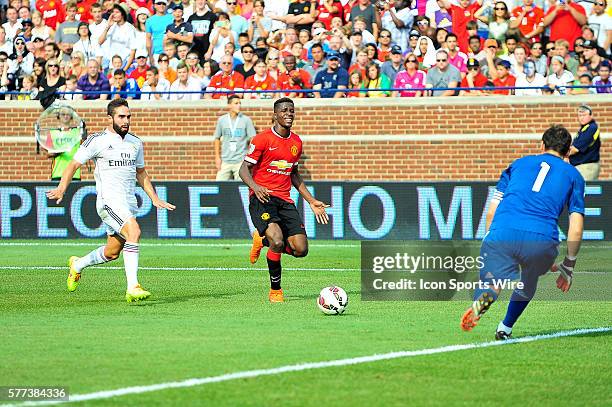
xmin=45 ymin=159 xmax=81 ymax=204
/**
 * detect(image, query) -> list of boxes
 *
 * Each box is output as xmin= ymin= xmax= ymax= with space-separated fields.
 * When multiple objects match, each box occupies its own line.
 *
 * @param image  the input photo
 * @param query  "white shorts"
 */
xmin=98 ymin=203 xmax=136 ymax=237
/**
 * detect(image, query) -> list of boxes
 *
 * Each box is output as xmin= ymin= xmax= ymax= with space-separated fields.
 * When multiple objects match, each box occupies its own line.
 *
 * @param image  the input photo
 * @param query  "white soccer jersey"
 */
xmin=74 ymin=129 xmax=144 ymax=209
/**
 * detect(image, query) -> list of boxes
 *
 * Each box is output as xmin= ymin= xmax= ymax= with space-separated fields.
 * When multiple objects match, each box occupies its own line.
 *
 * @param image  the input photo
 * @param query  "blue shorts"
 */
xmin=479 ymin=228 xmax=559 ymax=283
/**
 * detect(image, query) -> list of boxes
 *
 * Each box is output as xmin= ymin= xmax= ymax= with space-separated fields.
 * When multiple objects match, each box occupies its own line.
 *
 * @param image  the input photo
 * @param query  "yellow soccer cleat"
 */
xmin=125 ymin=284 xmax=152 ymax=303
xmin=67 ymin=256 xmax=81 ymax=292
xmin=269 ymin=288 xmax=284 ymax=303
xmin=250 ymin=230 xmax=264 ymax=264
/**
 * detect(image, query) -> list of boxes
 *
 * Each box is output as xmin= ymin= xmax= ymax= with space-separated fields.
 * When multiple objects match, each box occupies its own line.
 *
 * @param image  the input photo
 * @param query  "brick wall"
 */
xmin=1 ymin=96 xmax=609 ymax=181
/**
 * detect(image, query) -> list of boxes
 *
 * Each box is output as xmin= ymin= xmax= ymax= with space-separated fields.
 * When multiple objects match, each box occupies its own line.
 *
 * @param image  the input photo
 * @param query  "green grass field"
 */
xmin=1 ymin=240 xmax=611 ymax=406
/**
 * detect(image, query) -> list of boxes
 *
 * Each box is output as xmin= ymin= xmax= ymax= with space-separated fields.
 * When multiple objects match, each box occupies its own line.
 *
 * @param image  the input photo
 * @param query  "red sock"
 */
xmin=266 ymin=250 xmax=281 ymax=261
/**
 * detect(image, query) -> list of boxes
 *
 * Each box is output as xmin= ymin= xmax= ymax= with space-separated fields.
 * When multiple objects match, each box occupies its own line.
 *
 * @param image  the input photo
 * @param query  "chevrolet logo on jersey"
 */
xmin=269 ymin=160 xmax=294 ymax=170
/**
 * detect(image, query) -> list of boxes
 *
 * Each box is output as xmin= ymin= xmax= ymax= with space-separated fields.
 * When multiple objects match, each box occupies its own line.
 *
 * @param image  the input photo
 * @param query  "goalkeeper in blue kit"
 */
xmin=461 ymin=125 xmax=585 ymax=339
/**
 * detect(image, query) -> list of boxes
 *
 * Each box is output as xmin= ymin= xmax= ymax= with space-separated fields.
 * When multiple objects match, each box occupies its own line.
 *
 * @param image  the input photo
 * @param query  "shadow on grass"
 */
xmin=128 ymin=291 xmax=249 ymax=306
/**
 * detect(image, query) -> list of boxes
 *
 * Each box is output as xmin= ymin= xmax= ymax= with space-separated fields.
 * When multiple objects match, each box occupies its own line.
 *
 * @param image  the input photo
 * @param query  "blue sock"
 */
xmin=502 ymin=297 xmax=530 ymax=328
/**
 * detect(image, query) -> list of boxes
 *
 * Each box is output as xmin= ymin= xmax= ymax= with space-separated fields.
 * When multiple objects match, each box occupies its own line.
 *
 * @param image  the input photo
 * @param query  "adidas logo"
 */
xmin=108 ymin=145 xmax=113 ymax=150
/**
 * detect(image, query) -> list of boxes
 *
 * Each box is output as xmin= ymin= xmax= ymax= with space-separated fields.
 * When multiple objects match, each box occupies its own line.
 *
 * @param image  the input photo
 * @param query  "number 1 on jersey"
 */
xmin=532 ymin=162 xmax=551 ymax=192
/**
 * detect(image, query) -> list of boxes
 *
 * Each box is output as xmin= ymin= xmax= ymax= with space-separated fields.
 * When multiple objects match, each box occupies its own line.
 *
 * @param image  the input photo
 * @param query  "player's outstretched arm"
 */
xmin=45 ymin=159 xmax=82 ymax=204
xmin=136 ymin=167 xmax=176 ymax=210
xmin=290 ymin=170 xmax=330 ymax=224
xmin=239 ymin=161 xmax=271 ymax=203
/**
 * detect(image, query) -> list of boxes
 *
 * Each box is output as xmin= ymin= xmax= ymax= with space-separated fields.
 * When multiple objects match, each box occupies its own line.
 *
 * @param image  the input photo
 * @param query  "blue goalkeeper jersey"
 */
xmin=489 ymin=153 xmax=585 ymax=241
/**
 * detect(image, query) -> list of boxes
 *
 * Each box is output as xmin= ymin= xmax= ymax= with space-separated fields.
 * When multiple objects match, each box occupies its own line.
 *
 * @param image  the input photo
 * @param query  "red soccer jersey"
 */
xmin=244 ymin=74 xmax=277 ymax=97
xmin=76 ymin=0 xmax=96 ymax=22
xmin=449 ymin=3 xmax=480 ymax=52
xmin=492 ymin=74 xmax=516 ymax=95
xmin=544 ymin=3 xmax=585 ymax=51
xmin=36 ymin=0 xmax=65 ymax=30
xmin=510 ymin=6 xmax=544 ymax=41
xmin=208 ymin=71 xmax=245 ymax=99
xmin=278 ymin=69 xmax=312 ymax=95
xmin=244 ymin=127 xmax=303 ymax=203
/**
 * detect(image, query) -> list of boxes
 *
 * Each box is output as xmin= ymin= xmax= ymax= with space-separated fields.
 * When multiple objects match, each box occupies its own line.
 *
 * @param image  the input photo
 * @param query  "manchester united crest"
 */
xmin=290 ymin=145 xmax=298 ymax=156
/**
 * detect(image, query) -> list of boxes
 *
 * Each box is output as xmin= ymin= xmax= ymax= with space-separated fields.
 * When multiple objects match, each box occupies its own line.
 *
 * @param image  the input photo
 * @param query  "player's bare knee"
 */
xmin=293 ymin=247 xmax=308 ymax=257
xmin=269 ymin=239 xmax=284 ymax=253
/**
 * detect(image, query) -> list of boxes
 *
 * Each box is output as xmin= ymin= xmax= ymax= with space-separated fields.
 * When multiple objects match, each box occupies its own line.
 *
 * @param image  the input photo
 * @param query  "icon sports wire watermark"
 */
xmin=361 ymin=241 xmax=612 ymax=301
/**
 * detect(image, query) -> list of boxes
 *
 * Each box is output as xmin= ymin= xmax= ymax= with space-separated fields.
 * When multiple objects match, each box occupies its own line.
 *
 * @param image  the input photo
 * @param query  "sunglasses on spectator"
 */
xmin=380 ymin=35 xmax=390 ymax=38
xmin=417 ymin=21 xmax=428 ymax=25
xmin=243 ymin=50 xmax=253 ymax=54
xmin=227 ymin=1 xmax=236 ymax=4
xmin=546 ymin=46 xmax=554 ymax=51
xmin=187 ymin=56 xmax=198 ymax=60
xmin=268 ymin=57 xmax=279 ymax=60
xmin=406 ymin=59 xmax=417 ymax=63
xmin=33 ymin=38 xmax=43 ymax=42
xmin=488 ymin=46 xmax=497 ymax=49
xmin=48 ymin=64 xmax=59 ymax=67
xmin=494 ymin=7 xmax=506 ymax=10
xmin=468 ymin=66 xmax=479 ymax=70
xmin=15 ymin=41 xmax=25 ymax=45
xmin=596 ymin=1 xmax=605 ymax=5
xmin=221 ymin=62 xmax=232 ymax=65
xmin=532 ymin=46 xmax=542 ymax=50
xmin=437 ymin=58 xmax=447 ymax=62
xmin=575 ymin=42 xmax=584 ymax=47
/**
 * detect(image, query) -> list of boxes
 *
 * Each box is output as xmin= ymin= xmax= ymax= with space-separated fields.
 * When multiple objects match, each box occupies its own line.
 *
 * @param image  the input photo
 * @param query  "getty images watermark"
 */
xmin=361 ymin=241 xmax=611 ymax=301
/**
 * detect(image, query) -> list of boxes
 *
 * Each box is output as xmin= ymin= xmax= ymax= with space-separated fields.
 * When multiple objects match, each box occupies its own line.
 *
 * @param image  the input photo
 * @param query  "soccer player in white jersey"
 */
xmin=46 ymin=98 xmax=176 ymax=303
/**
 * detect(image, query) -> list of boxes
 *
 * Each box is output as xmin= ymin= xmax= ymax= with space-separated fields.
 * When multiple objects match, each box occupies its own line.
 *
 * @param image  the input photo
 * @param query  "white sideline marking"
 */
xmin=4 ymin=327 xmax=610 ymax=407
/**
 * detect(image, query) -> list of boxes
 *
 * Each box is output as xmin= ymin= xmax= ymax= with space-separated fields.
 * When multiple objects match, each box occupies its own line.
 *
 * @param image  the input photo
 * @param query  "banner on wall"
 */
xmin=0 ymin=182 xmax=608 ymax=240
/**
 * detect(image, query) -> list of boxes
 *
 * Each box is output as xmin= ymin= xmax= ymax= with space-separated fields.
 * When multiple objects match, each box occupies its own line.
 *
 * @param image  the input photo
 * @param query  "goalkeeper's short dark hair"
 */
xmin=107 ymin=98 xmax=129 ymax=117
xmin=542 ymin=124 xmax=572 ymax=156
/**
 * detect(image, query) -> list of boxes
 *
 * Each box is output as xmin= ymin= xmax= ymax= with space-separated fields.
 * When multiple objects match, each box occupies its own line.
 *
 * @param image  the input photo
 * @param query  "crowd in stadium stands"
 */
xmin=0 ymin=0 xmax=610 ymax=102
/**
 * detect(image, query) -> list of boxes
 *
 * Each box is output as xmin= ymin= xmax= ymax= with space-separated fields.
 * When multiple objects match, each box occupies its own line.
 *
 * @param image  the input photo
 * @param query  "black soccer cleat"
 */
xmin=495 ymin=330 xmax=513 ymax=341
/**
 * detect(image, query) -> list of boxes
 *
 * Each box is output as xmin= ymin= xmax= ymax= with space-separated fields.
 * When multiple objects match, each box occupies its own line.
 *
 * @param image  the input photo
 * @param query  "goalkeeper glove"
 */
xmin=551 ymin=257 xmax=575 ymax=293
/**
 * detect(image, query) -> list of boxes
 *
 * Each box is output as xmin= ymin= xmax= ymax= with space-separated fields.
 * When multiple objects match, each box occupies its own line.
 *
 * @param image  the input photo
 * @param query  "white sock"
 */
xmin=74 ymin=246 xmax=109 ymax=273
xmin=123 ymin=242 xmax=140 ymax=289
xmin=497 ymin=321 xmax=513 ymax=334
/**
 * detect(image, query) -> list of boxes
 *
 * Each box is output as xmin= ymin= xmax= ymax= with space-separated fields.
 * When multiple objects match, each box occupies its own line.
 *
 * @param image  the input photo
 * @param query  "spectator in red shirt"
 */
xmin=440 ymin=0 xmax=482 ymax=52
xmin=349 ymin=47 xmax=368 ymax=78
xmin=36 ymin=0 xmax=65 ymax=30
xmin=244 ymin=59 xmax=276 ymax=99
xmin=129 ymin=50 xmax=150 ymax=89
xmin=509 ymin=0 xmax=544 ymax=43
xmin=492 ymin=59 xmax=516 ymax=94
xmin=460 ymin=57 xmax=488 ymax=95
xmin=278 ymin=54 xmax=311 ymax=98
xmin=206 ymin=54 xmax=245 ymax=99
xmin=317 ymin=0 xmax=343 ymax=30
xmin=542 ymin=0 xmax=587 ymax=51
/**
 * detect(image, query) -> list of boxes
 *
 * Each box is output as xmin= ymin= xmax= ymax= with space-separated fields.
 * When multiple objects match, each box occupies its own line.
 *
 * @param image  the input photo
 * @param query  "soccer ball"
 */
xmin=317 ymin=286 xmax=348 ymax=315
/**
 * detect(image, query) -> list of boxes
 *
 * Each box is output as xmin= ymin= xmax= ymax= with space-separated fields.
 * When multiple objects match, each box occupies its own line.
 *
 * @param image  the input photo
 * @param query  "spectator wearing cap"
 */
xmin=509 ymin=0 xmax=544 ymax=43
xmin=129 ymin=49 xmax=150 ymax=88
xmin=77 ymin=59 xmax=110 ymax=100
xmin=569 ymin=105 xmax=601 ymax=181
xmin=99 ymin=3 xmax=137 ymax=71
xmin=141 ymin=66 xmax=171 ymax=100
xmin=377 ymin=29 xmax=393 ymax=62
xmin=30 ymin=35 xmax=47 ymax=59
xmin=110 ymin=68 xmax=141 ymax=99
xmin=446 ymin=32 xmax=468 ymax=78
xmin=380 ymin=0 xmax=414 ymax=54
xmin=350 ymin=0 xmax=379 ymax=39
xmin=542 ymin=0 xmax=586 ymax=51
xmin=393 ymin=53 xmax=425 ymax=97
xmin=593 ymin=60 xmax=611 ymax=93
xmin=425 ymin=49 xmax=461 ymax=96
xmin=73 ymin=22 xmax=102 ymax=65
xmin=491 ymin=59 xmax=515 ymax=95
xmin=146 ymin=0 xmax=173 ymax=64
xmin=460 ymin=57 xmax=488 ymax=95
xmin=414 ymin=35 xmax=436 ymax=69
xmin=547 ymin=55 xmax=574 ymax=94
xmin=582 ymin=40 xmax=608 ymax=77
xmin=439 ymin=0 xmax=481 ymax=53
xmin=405 ymin=29 xmax=420 ymax=54
xmin=588 ymin=0 xmax=611 ymax=52
xmin=303 ymin=43 xmax=327 ymax=79
xmin=19 ymin=19 xmax=34 ymax=43
xmin=165 ymin=4 xmax=194 ymax=50
xmin=515 ymin=59 xmax=546 ymax=96
xmin=381 ymin=45 xmax=403 ymax=84
xmin=482 ymin=38 xmax=500 ymax=79
xmin=205 ymin=54 xmax=245 ymax=99
xmin=313 ymin=50 xmax=348 ymax=98
xmin=56 ymin=2 xmax=81 ymax=55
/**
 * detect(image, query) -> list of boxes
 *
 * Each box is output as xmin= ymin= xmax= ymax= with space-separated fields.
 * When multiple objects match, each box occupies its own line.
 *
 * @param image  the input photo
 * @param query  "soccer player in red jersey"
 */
xmin=240 ymin=98 xmax=330 ymax=303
